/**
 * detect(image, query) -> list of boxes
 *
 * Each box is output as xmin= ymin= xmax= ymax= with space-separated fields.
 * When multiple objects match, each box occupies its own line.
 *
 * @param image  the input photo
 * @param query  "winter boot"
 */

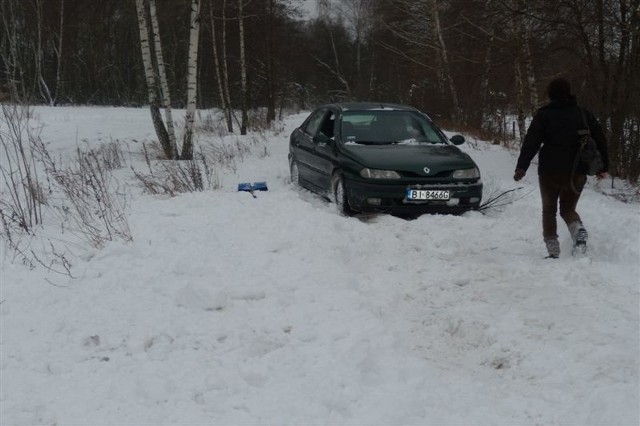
xmin=569 ymin=221 xmax=588 ymax=255
xmin=544 ymin=238 xmax=561 ymax=259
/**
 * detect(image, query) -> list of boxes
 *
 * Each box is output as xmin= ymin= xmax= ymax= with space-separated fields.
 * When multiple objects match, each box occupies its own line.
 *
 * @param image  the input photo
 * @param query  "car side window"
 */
xmin=302 ymin=110 xmax=326 ymax=136
xmin=319 ymin=111 xmax=336 ymax=140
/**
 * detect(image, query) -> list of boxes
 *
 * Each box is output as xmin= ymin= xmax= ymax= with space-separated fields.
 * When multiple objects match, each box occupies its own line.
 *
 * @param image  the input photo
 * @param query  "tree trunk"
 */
xmin=515 ymin=59 xmax=527 ymax=145
xmin=182 ymin=0 xmax=201 ymax=160
xmin=604 ymin=0 xmax=636 ymax=179
xmin=265 ymin=0 xmax=276 ymax=123
xmin=238 ymin=0 xmax=248 ymax=135
xmin=523 ymin=34 xmax=538 ymax=115
xmin=34 ymin=0 xmax=53 ymax=104
xmin=53 ymin=0 xmax=64 ymax=105
xmin=341 ymin=0 xmax=368 ymax=97
xmin=149 ymin=0 xmax=178 ymax=159
xmin=1 ymin=0 xmax=16 ymax=100
xmin=221 ymin=0 xmax=234 ymax=132
xmin=314 ymin=1 xmax=351 ymax=100
xmin=209 ymin=0 xmax=228 ymax=121
xmin=478 ymin=32 xmax=494 ymax=129
xmin=135 ymin=0 xmax=171 ymax=159
xmin=429 ymin=0 xmax=459 ymax=119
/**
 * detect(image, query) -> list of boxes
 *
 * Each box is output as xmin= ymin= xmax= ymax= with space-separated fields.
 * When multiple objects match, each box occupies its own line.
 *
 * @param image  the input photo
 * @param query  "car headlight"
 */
xmin=452 ymin=167 xmax=480 ymax=179
xmin=360 ymin=168 xmax=401 ymax=179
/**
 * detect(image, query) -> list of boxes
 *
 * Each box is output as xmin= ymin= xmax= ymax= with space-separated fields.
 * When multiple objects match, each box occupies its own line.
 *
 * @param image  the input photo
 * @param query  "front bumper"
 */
xmin=345 ymin=178 xmax=483 ymax=215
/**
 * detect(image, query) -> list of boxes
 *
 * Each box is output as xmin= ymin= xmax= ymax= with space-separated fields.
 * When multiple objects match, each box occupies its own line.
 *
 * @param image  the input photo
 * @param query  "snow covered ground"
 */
xmin=1 ymin=106 xmax=639 ymax=425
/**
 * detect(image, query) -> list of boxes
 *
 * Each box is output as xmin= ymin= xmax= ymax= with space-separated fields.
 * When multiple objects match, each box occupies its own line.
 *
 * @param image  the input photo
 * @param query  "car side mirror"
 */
xmin=449 ymin=135 xmax=465 ymax=145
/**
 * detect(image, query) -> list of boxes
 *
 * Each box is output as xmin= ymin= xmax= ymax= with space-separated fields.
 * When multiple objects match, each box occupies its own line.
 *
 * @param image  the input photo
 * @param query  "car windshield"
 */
xmin=340 ymin=110 xmax=448 ymax=145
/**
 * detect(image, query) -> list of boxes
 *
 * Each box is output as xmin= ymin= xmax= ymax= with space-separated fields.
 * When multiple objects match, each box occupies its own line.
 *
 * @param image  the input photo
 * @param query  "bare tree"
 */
xmin=33 ymin=0 xmax=53 ymax=104
xmin=375 ymin=0 xmax=460 ymax=117
xmin=134 ymin=0 xmax=173 ymax=159
xmin=429 ymin=0 xmax=459 ymax=118
xmin=314 ymin=0 xmax=352 ymax=99
xmin=209 ymin=0 xmax=229 ymax=121
xmin=478 ymin=23 xmax=495 ymax=130
xmin=514 ymin=58 xmax=527 ymax=144
xmin=221 ymin=0 xmax=234 ymax=132
xmin=238 ymin=0 xmax=248 ymax=135
xmin=53 ymin=0 xmax=65 ymax=104
xmin=135 ymin=0 xmax=202 ymax=161
xmin=494 ymin=0 xmax=639 ymax=180
xmin=1 ymin=0 xmax=24 ymax=100
xmin=182 ymin=0 xmax=201 ymax=160
xmin=265 ymin=0 xmax=276 ymax=123
xmin=149 ymin=0 xmax=179 ymax=158
xmin=511 ymin=3 xmax=531 ymax=143
xmin=523 ymin=32 xmax=538 ymax=113
xmin=337 ymin=0 xmax=374 ymax=97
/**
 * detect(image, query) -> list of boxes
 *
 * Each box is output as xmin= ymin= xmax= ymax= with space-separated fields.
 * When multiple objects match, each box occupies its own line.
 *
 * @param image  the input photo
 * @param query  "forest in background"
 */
xmin=1 ymin=0 xmax=638 ymax=181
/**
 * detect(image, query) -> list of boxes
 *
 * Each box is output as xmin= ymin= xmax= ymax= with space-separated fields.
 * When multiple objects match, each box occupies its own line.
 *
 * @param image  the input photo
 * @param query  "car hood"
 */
xmin=342 ymin=144 xmax=477 ymax=175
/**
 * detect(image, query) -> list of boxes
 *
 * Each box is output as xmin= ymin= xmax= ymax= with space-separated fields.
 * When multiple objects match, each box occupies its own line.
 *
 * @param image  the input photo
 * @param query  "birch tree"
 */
xmin=134 ymin=0 xmax=172 ymax=159
xmin=182 ymin=0 xmax=201 ymax=160
xmin=134 ymin=0 xmax=201 ymax=160
xmin=149 ymin=0 xmax=178 ymax=158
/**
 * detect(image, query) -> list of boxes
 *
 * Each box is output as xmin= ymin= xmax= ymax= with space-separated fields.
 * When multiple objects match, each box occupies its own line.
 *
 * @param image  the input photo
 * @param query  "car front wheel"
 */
xmin=332 ymin=173 xmax=353 ymax=215
xmin=290 ymin=159 xmax=300 ymax=186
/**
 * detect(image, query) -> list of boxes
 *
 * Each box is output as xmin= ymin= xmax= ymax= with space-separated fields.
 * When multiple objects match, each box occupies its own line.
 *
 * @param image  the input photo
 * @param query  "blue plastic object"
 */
xmin=238 ymin=181 xmax=268 ymax=198
xmin=238 ymin=183 xmax=253 ymax=192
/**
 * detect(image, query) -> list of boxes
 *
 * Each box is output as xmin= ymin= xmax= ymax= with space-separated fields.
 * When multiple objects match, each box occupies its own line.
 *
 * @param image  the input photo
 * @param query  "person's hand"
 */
xmin=596 ymin=171 xmax=608 ymax=180
xmin=513 ymin=169 xmax=526 ymax=181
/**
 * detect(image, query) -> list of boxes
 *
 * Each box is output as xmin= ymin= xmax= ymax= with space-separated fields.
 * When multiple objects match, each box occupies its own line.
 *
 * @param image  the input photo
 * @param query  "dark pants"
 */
xmin=539 ymin=174 xmax=587 ymax=239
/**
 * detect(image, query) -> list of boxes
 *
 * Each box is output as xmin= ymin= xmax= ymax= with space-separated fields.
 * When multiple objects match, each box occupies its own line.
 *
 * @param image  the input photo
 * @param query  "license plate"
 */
xmin=406 ymin=189 xmax=450 ymax=201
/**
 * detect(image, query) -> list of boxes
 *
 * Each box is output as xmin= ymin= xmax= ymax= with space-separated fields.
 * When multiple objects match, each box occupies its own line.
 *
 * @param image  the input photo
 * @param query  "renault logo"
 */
xmin=423 ymin=166 xmax=431 ymax=174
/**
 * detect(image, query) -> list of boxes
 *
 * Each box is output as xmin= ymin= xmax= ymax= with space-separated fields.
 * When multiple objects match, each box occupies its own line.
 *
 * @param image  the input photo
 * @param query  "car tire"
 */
xmin=332 ymin=173 xmax=353 ymax=216
xmin=290 ymin=159 xmax=300 ymax=186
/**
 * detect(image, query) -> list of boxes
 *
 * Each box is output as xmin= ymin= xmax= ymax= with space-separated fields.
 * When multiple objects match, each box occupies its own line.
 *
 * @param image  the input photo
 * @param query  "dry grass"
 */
xmin=1 ymin=105 xmax=132 ymax=274
xmin=133 ymin=143 xmax=221 ymax=196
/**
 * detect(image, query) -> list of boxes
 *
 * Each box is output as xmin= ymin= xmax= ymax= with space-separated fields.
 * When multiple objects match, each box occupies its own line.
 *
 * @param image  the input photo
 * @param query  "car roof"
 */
xmin=321 ymin=102 xmax=420 ymax=112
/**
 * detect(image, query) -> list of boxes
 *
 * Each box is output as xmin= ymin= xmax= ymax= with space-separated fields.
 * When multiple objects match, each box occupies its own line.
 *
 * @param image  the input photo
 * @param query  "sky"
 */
xmin=1 ymin=105 xmax=639 ymax=425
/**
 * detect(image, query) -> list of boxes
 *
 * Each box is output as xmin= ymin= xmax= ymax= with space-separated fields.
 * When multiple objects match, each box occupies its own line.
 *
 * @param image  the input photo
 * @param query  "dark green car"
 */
xmin=288 ymin=102 xmax=482 ymax=216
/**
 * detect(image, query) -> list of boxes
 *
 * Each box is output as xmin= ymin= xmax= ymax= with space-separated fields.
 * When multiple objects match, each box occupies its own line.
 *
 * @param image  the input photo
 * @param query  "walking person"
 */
xmin=513 ymin=78 xmax=609 ymax=258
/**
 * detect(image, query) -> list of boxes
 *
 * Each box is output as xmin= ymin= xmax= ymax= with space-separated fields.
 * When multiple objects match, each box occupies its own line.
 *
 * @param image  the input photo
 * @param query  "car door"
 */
xmin=292 ymin=108 xmax=336 ymax=192
xmin=311 ymin=110 xmax=338 ymax=192
xmin=291 ymin=109 xmax=325 ymax=187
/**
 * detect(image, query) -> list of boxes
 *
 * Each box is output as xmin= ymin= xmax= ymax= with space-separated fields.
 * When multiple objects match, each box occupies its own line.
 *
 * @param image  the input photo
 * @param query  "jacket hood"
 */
xmin=542 ymin=96 xmax=577 ymax=110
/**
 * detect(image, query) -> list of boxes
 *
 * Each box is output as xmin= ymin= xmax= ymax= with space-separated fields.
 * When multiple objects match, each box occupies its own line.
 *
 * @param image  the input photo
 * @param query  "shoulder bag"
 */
xmin=575 ymin=108 xmax=604 ymax=176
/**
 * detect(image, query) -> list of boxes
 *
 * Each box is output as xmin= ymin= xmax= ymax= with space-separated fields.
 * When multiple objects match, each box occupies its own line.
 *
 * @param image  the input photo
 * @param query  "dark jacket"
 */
xmin=516 ymin=97 xmax=609 ymax=175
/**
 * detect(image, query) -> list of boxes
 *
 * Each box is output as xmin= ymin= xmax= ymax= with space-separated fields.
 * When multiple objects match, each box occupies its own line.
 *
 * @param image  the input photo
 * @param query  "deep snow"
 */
xmin=1 ymin=106 xmax=639 ymax=425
